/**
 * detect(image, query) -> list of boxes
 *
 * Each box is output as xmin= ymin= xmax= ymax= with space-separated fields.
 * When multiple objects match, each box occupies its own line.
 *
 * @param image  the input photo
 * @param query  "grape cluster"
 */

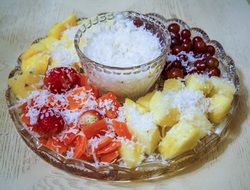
xmin=163 ymin=23 xmax=221 ymax=79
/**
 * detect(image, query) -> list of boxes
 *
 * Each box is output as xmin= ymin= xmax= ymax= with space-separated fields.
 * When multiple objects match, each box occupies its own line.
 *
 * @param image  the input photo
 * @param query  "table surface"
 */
xmin=0 ymin=0 xmax=250 ymax=189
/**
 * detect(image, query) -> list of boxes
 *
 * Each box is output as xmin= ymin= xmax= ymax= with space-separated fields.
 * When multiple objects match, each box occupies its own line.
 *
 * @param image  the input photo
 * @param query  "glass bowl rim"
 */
xmin=74 ymin=11 xmax=171 ymax=71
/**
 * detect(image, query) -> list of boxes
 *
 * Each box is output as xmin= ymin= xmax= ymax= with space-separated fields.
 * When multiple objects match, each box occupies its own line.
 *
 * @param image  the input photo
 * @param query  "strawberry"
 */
xmin=78 ymin=110 xmax=102 ymax=128
xmin=37 ymin=107 xmax=65 ymax=136
xmin=44 ymin=67 xmax=80 ymax=93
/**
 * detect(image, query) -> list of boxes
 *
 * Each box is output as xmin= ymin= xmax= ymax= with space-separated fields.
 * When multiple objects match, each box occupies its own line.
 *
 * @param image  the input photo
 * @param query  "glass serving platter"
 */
xmin=5 ymin=12 xmax=240 ymax=181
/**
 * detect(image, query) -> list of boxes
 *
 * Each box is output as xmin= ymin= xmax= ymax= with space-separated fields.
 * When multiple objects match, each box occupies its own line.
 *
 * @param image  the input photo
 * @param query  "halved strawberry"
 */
xmin=37 ymin=106 xmax=65 ymax=136
xmin=44 ymin=67 xmax=80 ymax=93
xmin=78 ymin=110 xmax=102 ymax=128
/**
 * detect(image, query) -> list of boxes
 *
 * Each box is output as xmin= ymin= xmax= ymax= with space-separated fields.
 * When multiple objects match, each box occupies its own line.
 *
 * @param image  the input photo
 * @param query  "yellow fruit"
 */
xmin=21 ymin=53 xmax=50 ymax=75
xmin=62 ymin=14 xmax=77 ymax=27
xmin=136 ymin=90 xmax=156 ymax=112
xmin=124 ymin=98 xmax=148 ymax=115
xmin=47 ymin=15 xmax=77 ymax=39
xmin=185 ymin=74 xmax=213 ymax=96
xmin=208 ymin=76 xmax=236 ymax=98
xmin=158 ymin=121 xmax=202 ymax=159
xmin=39 ymin=37 xmax=57 ymax=51
xmin=119 ymin=141 xmax=144 ymax=168
xmin=124 ymin=98 xmax=161 ymax=154
xmin=163 ymin=79 xmax=184 ymax=92
xmin=149 ymin=91 xmax=179 ymax=128
xmin=8 ymin=73 xmax=42 ymax=98
xmin=20 ymin=43 xmax=46 ymax=61
xmin=183 ymin=112 xmax=213 ymax=137
xmin=208 ymin=94 xmax=233 ymax=123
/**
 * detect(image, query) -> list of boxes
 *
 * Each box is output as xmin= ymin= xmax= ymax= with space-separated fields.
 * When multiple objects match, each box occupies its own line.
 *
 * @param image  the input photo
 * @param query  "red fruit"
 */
xmin=170 ymin=33 xmax=181 ymax=48
xmin=44 ymin=67 xmax=80 ymax=93
xmin=172 ymin=45 xmax=183 ymax=55
xmin=194 ymin=40 xmax=207 ymax=53
xmin=182 ymin=38 xmax=191 ymax=44
xmin=192 ymin=36 xmax=203 ymax=43
xmin=78 ymin=110 xmax=102 ymax=128
xmin=181 ymin=29 xmax=191 ymax=39
xmin=133 ymin=17 xmax=143 ymax=27
xmin=194 ymin=60 xmax=206 ymax=71
xmin=208 ymin=68 xmax=221 ymax=77
xmin=37 ymin=107 xmax=65 ymax=136
xmin=182 ymin=42 xmax=192 ymax=52
xmin=206 ymin=57 xmax=219 ymax=68
xmin=207 ymin=45 xmax=216 ymax=56
xmin=171 ymin=60 xmax=182 ymax=68
xmin=167 ymin=68 xmax=184 ymax=79
xmin=168 ymin=23 xmax=180 ymax=34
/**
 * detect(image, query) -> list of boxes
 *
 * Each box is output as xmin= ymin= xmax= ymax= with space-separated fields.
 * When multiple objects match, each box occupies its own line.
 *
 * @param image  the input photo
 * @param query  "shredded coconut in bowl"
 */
xmin=83 ymin=14 xmax=162 ymax=67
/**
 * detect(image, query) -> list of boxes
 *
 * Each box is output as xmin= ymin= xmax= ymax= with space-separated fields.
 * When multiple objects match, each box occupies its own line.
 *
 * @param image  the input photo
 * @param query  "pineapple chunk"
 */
xmin=124 ymin=98 xmax=161 ymax=154
xmin=39 ymin=37 xmax=57 ymax=51
xmin=208 ymin=94 xmax=233 ymax=123
xmin=163 ymin=79 xmax=184 ymax=92
xmin=149 ymin=91 xmax=179 ymax=128
xmin=209 ymin=76 xmax=236 ymax=98
xmin=119 ymin=141 xmax=144 ymax=168
xmin=183 ymin=112 xmax=213 ymax=137
xmin=21 ymin=53 xmax=50 ymax=75
xmin=20 ymin=37 xmax=56 ymax=61
xmin=136 ymin=90 xmax=156 ymax=112
xmin=20 ymin=43 xmax=46 ymax=61
xmin=124 ymin=98 xmax=148 ymax=115
xmin=47 ymin=15 xmax=77 ymax=39
xmin=185 ymin=74 xmax=213 ymax=96
xmin=8 ymin=73 xmax=42 ymax=98
xmin=158 ymin=121 xmax=202 ymax=159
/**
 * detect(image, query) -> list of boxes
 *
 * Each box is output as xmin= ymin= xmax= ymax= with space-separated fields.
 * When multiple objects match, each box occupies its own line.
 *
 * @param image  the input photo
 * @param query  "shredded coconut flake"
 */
xmin=83 ymin=14 xmax=162 ymax=67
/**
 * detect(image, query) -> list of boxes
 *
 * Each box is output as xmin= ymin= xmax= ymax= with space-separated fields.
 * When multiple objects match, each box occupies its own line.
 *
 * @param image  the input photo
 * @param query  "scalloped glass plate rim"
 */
xmin=6 ymin=12 xmax=240 ymax=181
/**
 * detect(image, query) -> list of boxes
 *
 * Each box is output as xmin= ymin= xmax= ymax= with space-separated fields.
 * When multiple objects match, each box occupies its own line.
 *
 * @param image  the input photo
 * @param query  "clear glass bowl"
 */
xmin=74 ymin=12 xmax=171 ymax=100
xmin=6 ymin=13 xmax=240 ymax=181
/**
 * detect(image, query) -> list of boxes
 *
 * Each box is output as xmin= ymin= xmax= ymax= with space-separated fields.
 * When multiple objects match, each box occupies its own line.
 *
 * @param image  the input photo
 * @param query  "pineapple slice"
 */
xmin=47 ymin=15 xmax=77 ymax=39
xmin=39 ymin=37 xmax=57 ymax=51
xmin=185 ymin=74 xmax=213 ymax=96
xmin=149 ymin=91 xmax=179 ymax=128
xmin=124 ymin=98 xmax=148 ymax=115
xmin=163 ymin=79 xmax=184 ymax=92
xmin=158 ymin=121 xmax=202 ymax=159
xmin=136 ymin=90 xmax=156 ymax=112
xmin=119 ymin=140 xmax=144 ymax=168
xmin=183 ymin=112 xmax=213 ymax=137
xmin=8 ymin=72 xmax=42 ymax=98
xmin=21 ymin=53 xmax=50 ymax=75
xmin=208 ymin=94 xmax=233 ymax=123
xmin=124 ymin=98 xmax=161 ymax=154
xmin=20 ymin=43 xmax=46 ymax=61
xmin=208 ymin=76 xmax=236 ymax=98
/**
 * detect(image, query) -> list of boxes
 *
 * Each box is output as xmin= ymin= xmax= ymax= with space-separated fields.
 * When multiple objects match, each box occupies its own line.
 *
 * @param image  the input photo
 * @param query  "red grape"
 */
xmin=171 ymin=60 xmax=182 ymax=68
xmin=206 ymin=57 xmax=219 ymax=68
xmin=192 ymin=36 xmax=203 ymax=43
xmin=207 ymin=45 xmax=216 ymax=56
xmin=194 ymin=60 xmax=206 ymax=71
xmin=172 ymin=45 xmax=183 ymax=55
xmin=168 ymin=23 xmax=180 ymax=34
xmin=182 ymin=42 xmax=192 ymax=52
xmin=167 ymin=68 xmax=184 ymax=79
xmin=181 ymin=29 xmax=191 ymax=39
xmin=208 ymin=68 xmax=221 ymax=77
xmin=194 ymin=40 xmax=207 ymax=53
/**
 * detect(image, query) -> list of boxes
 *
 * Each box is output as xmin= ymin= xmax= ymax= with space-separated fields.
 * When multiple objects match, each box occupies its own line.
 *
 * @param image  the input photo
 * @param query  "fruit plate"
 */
xmin=6 ymin=12 xmax=240 ymax=181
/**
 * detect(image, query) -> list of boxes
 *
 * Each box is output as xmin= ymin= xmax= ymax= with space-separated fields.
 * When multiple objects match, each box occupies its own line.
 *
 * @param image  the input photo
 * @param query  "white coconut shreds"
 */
xmin=83 ymin=14 xmax=162 ymax=67
xmin=163 ymin=88 xmax=210 ymax=121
